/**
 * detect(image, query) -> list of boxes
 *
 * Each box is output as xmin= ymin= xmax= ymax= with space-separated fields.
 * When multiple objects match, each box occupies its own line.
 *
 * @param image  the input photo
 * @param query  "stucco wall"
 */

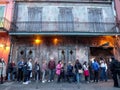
xmin=0 ymin=0 xmax=13 ymax=63
xmin=0 ymin=0 xmax=14 ymax=22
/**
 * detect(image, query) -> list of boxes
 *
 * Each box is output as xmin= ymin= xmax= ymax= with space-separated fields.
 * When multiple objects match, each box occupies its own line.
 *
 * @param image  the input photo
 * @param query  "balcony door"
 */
xmin=28 ymin=7 xmax=42 ymax=31
xmin=58 ymin=47 xmax=76 ymax=65
xmin=88 ymin=8 xmax=104 ymax=32
xmin=58 ymin=7 xmax=74 ymax=31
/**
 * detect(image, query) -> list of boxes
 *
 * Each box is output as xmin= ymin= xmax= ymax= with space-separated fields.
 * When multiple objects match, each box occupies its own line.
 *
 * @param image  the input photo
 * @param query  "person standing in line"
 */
xmin=110 ymin=57 xmax=120 ymax=88
xmin=74 ymin=59 xmax=83 ymax=83
xmin=66 ymin=61 xmax=74 ymax=83
xmin=100 ymin=59 xmax=108 ymax=82
xmin=7 ymin=61 xmax=12 ymax=81
xmin=48 ymin=57 xmax=56 ymax=82
xmin=17 ymin=58 xmax=24 ymax=82
xmin=34 ymin=60 xmax=40 ymax=81
xmin=22 ymin=61 xmax=29 ymax=84
xmin=42 ymin=60 xmax=47 ymax=83
xmin=0 ymin=58 xmax=5 ymax=84
xmin=83 ymin=61 xmax=89 ymax=83
xmin=27 ymin=58 xmax=32 ymax=83
xmin=89 ymin=59 xmax=94 ymax=83
xmin=11 ymin=60 xmax=17 ymax=81
xmin=60 ymin=60 xmax=66 ymax=82
xmin=92 ymin=59 xmax=100 ymax=83
xmin=56 ymin=60 xmax=62 ymax=83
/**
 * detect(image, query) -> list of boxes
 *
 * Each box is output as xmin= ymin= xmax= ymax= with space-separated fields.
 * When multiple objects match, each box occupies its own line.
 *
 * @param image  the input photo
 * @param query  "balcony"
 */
xmin=0 ymin=17 xmax=12 ymax=32
xmin=9 ymin=21 xmax=118 ymax=36
xmin=15 ymin=0 xmax=112 ymax=3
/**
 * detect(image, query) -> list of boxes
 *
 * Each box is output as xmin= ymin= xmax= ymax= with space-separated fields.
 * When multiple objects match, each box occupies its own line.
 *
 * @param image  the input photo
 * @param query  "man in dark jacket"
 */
xmin=23 ymin=62 xmax=29 ymax=84
xmin=17 ymin=58 xmax=24 ymax=82
xmin=48 ymin=57 xmax=56 ymax=82
xmin=110 ymin=57 xmax=120 ymax=88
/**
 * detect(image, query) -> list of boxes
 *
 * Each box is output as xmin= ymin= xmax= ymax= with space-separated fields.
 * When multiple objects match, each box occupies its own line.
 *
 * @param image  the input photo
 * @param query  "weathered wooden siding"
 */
xmin=10 ymin=36 xmax=115 ymax=64
xmin=13 ymin=2 xmax=116 ymax=32
xmin=16 ymin=3 xmax=114 ymax=22
xmin=11 ymin=37 xmax=90 ymax=65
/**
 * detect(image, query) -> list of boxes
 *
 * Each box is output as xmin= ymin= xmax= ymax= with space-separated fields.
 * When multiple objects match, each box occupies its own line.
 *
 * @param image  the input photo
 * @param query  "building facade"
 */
xmin=0 ymin=0 xmax=14 ymax=63
xmin=9 ymin=0 xmax=118 ymax=65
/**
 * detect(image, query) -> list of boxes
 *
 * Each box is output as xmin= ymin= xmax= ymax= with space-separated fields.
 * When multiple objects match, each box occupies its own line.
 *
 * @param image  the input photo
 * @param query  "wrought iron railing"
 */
xmin=0 ymin=17 xmax=12 ymax=31
xmin=13 ymin=21 xmax=116 ymax=33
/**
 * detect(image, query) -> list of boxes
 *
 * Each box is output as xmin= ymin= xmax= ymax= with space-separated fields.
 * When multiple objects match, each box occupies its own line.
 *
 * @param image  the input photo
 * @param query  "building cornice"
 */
xmin=14 ymin=0 xmax=112 ymax=4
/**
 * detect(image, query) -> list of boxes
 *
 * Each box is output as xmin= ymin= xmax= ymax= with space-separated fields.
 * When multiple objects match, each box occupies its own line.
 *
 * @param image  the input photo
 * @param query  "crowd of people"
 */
xmin=0 ymin=57 xmax=120 ymax=88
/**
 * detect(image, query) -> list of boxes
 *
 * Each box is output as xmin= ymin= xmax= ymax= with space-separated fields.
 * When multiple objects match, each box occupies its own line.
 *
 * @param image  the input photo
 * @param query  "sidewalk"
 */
xmin=0 ymin=80 xmax=120 ymax=90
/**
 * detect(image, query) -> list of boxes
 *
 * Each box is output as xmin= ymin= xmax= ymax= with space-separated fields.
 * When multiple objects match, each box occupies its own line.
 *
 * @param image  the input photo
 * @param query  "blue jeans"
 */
xmin=42 ymin=70 xmax=46 ymax=81
xmin=8 ymin=73 xmax=11 ymax=81
xmin=12 ymin=74 xmax=15 ymax=80
xmin=76 ymin=73 xmax=81 ymax=83
xmin=49 ymin=69 xmax=55 ymax=81
xmin=100 ymin=67 xmax=107 ymax=81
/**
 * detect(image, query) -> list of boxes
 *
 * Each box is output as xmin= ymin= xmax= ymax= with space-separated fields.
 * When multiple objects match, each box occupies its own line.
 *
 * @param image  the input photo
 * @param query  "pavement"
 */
xmin=0 ymin=80 xmax=120 ymax=90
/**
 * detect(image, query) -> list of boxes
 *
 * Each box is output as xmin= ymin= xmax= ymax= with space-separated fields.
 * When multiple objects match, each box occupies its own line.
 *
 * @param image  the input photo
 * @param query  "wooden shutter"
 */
xmin=58 ymin=7 xmax=74 ymax=31
xmin=88 ymin=8 xmax=104 ymax=32
xmin=28 ymin=7 xmax=42 ymax=31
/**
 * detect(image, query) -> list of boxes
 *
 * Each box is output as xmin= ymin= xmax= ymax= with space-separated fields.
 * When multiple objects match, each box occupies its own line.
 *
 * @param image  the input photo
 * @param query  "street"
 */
xmin=0 ymin=80 xmax=120 ymax=90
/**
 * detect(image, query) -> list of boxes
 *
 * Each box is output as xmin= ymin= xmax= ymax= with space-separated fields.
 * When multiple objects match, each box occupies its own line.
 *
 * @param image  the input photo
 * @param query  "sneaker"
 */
xmin=48 ymin=80 xmax=50 ymax=82
xmin=90 ymin=80 xmax=94 ymax=83
xmin=42 ymin=81 xmax=45 ymax=83
xmin=23 ymin=82 xmax=28 ymax=84
xmin=51 ymin=80 xmax=54 ymax=82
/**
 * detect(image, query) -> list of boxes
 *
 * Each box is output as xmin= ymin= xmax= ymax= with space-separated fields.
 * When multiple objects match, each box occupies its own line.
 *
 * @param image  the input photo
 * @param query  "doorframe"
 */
xmin=58 ymin=46 xmax=76 ymax=64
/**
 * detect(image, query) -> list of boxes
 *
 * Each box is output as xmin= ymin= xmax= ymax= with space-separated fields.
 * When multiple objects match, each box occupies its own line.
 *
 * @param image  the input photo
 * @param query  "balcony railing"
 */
xmin=12 ymin=21 xmax=116 ymax=33
xmin=0 ymin=17 xmax=12 ymax=31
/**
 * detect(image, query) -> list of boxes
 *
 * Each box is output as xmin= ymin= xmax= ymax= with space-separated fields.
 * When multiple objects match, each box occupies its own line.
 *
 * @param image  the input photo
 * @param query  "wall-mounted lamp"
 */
xmin=35 ymin=39 xmax=42 ymax=44
xmin=0 ymin=44 xmax=4 ymax=48
xmin=0 ymin=43 xmax=10 ymax=50
xmin=53 ymin=38 xmax=58 ymax=45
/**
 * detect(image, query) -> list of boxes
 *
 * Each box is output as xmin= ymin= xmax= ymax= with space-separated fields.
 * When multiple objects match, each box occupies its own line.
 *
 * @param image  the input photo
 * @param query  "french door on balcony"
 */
xmin=58 ymin=47 xmax=76 ymax=65
xmin=88 ymin=8 xmax=104 ymax=32
xmin=28 ymin=7 xmax=42 ymax=31
xmin=58 ymin=7 xmax=74 ymax=31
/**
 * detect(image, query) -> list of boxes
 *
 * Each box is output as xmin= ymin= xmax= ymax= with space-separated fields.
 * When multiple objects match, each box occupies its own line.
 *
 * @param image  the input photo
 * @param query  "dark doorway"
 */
xmin=90 ymin=47 xmax=113 ymax=57
xmin=90 ymin=47 xmax=114 ymax=79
